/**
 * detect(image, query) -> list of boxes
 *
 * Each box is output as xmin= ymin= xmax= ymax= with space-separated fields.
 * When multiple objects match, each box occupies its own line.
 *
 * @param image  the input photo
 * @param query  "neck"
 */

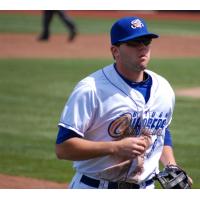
xmin=115 ymin=63 xmax=144 ymax=83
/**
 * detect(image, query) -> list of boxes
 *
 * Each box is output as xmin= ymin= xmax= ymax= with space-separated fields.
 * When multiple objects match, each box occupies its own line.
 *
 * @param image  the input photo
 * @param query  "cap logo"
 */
xmin=131 ymin=19 xmax=144 ymax=29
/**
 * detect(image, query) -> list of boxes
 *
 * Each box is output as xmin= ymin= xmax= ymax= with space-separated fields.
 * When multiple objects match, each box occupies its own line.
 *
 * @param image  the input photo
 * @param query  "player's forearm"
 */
xmin=160 ymin=145 xmax=176 ymax=167
xmin=56 ymin=136 xmax=147 ymax=161
xmin=55 ymin=137 xmax=116 ymax=161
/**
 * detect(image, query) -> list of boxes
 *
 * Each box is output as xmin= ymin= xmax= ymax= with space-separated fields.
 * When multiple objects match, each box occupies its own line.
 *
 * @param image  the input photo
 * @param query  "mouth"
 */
xmin=138 ymin=55 xmax=147 ymax=62
xmin=139 ymin=54 xmax=147 ymax=58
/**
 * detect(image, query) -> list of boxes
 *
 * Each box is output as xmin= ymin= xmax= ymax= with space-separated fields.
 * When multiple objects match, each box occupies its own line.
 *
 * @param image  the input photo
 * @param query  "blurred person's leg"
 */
xmin=56 ymin=11 xmax=77 ymax=42
xmin=38 ymin=10 xmax=54 ymax=41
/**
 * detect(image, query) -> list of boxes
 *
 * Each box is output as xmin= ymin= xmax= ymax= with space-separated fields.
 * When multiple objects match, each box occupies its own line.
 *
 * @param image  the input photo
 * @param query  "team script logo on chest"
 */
xmin=108 ymin=111 xmax=170 ymax=139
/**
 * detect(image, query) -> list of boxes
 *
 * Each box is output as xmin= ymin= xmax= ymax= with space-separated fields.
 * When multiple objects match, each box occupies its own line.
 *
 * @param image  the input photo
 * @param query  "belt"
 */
xmin=80 ymin=174 xmax=154 ymax=189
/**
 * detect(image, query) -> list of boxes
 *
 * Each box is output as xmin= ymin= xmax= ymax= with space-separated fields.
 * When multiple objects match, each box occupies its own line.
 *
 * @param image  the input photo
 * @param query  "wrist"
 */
xmin=109 ymin=140 xmax=119 ymax=156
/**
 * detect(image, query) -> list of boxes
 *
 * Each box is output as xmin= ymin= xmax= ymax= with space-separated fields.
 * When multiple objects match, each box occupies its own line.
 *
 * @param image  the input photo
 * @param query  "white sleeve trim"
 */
xmin=58 ymin=122 xmax=84 ymax=137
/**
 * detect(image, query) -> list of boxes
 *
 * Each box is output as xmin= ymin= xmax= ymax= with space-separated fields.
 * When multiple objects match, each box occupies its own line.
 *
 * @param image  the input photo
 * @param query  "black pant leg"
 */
xmin=56 ymin=10 xmax=76 ymax=31
xmin=41 ymin=10 xmax=55 ymax=38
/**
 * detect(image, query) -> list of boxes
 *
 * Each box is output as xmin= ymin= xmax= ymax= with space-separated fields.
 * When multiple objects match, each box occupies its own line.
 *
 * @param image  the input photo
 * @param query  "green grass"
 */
xmin=149 ymin=58 xmax=200 ymax=88
xmin=0 ymin=14 xmax=113 ymax=34
xmin=170 ymin=97 xmax=200 ymax=188
xmin=0 ymin=59 xmax=108 ymax=183
xmin=148 ymin=19 xmax=200 ymax=36
xmin=0 ymin=13 xmax=200 ymax=35
xmin=0 ymin=58 xmax=200 ymax=188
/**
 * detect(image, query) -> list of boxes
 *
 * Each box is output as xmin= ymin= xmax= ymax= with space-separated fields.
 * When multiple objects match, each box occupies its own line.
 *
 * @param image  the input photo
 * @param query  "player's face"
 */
xmin=113 ymin=38 xmax=152 ymax=72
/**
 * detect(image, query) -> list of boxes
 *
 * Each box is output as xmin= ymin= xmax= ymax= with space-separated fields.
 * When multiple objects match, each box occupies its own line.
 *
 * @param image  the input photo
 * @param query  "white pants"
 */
xmin=69 ymin=172 xmax=155 ymax=189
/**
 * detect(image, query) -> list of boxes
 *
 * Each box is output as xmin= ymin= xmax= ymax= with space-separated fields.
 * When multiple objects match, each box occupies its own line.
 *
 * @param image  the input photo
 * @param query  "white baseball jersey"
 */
xmin=58 ymin=63 xmax=175 ymax=183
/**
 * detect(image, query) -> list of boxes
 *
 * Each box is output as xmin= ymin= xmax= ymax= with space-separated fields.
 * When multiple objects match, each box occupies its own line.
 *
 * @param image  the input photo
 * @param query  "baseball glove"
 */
xmin=155 ymin=164 xmax=192 ymax=189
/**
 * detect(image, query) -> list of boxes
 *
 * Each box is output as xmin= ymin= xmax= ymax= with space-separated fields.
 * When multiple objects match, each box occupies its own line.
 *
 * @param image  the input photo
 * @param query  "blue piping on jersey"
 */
xmin=113 ymin=64 xmax=152 ymax=103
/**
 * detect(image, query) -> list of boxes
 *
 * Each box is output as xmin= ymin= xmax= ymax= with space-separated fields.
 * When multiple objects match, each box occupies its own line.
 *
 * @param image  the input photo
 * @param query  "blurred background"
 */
xmin=0 ymin=10 xmax=200 ymax=188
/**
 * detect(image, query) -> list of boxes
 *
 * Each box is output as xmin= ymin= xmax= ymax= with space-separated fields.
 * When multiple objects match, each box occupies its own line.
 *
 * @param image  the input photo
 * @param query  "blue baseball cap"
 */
xmin=110 ymin=16 xmax=159 ymax=45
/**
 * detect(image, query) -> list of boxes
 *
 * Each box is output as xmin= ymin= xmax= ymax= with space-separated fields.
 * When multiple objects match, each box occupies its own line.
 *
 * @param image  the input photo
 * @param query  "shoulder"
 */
xmin=146 ymin=69 xmax=175 ymax=101
xmin=78 ymin=63 xmax=114 ymax=89
xmin=146 ymin=69 xmax=173 ymax=89
xmin=71 ymin=64 xmax=112 ymax=96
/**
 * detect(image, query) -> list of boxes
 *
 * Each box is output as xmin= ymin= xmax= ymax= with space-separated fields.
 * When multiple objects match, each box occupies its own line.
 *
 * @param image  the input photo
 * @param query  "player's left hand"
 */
xmin=155 ymin=164 xmax=192 ymax=189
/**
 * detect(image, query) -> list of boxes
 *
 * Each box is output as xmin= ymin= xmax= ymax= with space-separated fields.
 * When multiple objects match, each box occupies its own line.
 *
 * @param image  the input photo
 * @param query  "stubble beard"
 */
xmin=127 ymin=61 xmax=147 ymax=72
xmin=123 ymin=56 xmax=149 ymax=73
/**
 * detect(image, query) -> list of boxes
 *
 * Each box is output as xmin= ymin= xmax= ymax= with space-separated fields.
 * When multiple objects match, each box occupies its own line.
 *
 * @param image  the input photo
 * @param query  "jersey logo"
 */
xmin=131 ymin=19 xmax=144 ymax=29
xmin=108 ymin=111 xmax=171 ymax=139
xmin=108 ymin=113 xmax=136 ymax=139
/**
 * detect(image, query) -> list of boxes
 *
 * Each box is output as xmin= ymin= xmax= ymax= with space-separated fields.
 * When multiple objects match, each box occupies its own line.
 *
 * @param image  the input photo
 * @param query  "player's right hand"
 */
xmin=112 ymin=137 xmax=148 ymax=159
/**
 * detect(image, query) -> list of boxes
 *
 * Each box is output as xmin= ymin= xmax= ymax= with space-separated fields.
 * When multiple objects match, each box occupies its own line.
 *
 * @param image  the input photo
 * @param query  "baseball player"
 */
xmin=55 ymin=16 xmax=179 ymax=189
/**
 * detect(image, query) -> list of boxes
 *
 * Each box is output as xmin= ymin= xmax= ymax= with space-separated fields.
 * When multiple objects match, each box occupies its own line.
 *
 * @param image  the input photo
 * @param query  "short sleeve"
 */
xmin=58 ymin=81 xmax=97 ymax=137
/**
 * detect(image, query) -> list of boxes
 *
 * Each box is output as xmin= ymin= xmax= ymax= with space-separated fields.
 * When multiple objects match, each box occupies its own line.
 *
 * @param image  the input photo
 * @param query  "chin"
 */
xmin=138 ymin=58 xmax=149 ymax=68
xmin=138 ymin=63 xmax=147 ymax=71
xmin=134 ymin=65 xmax=146 ymax=72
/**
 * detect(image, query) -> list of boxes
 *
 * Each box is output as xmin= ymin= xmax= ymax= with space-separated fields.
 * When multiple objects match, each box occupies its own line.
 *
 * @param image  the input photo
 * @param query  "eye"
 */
xmin=126 ymin=42 xmax=140 ymax=47
xmin=126 ymin=39 xmax=152 ymax=47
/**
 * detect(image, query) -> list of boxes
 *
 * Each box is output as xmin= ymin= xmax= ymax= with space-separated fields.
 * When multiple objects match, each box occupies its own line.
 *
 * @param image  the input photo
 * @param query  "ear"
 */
xmin=111 ymin=45 xmax=120 ymax=60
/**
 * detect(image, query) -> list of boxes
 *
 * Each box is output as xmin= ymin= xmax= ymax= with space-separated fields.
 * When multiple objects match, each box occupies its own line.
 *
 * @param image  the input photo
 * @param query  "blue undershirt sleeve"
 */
xmin=164 ymin=127 xmax=173 ymax=147
xmin=56 ymin=126 xmax=83 ymax=144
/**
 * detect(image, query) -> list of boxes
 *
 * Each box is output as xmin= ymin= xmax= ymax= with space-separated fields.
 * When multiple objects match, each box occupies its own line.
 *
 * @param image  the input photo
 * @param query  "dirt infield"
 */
xmin=175 ymin=87 xmax=200 ymax=98
xmin=0 ymin=174 xmax=67 ymax=189
xmin=1 ymin=34 xmax=200 ymax=59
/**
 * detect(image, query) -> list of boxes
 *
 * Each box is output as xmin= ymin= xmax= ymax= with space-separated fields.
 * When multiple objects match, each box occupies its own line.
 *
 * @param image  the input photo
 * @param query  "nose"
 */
xmin=138 ymin=43 xmax=148 ymax=50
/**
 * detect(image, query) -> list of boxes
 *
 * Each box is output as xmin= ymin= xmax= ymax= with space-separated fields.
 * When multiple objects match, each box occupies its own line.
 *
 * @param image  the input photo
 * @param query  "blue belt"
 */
xmin=80 ymin=174 xmax=154 ymax=189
